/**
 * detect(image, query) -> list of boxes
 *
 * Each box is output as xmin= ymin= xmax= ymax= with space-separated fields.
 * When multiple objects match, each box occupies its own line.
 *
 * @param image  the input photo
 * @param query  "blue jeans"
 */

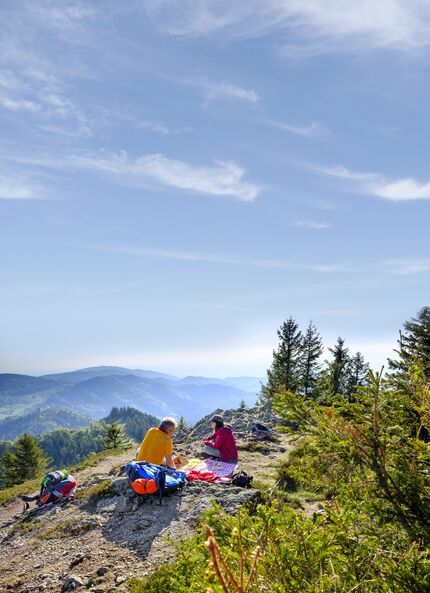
xmin=203 ymin=445 xmax=221 ymax=458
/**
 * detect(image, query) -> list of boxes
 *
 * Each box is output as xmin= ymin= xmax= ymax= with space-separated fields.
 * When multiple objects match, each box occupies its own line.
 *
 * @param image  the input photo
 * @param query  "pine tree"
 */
xmin=318 ymin=337 xmax=350 ymax=403
xmin=0 ymin=434 xmax=48 ymax=487
xmin=102 ymin=422 xmax=132 ymax=450
xmin=299 ymin=321 xmax=323 ymax=398
xmin=261 ymin=317 xmax=303 ymax=403
xmin=345 ymin=351 xmax=369 ymax=402
xmin=177 ymin=416 xmax=186 ymax=430
xmin=0 ymin=449 xmax=18 ymax=487
xmin=389 ymin=306 xmax=430 ymax=383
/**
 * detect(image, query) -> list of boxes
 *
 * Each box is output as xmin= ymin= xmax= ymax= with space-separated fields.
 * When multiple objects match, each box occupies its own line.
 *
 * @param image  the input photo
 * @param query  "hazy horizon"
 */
xmin=1 ymin=2 xmax=428 ymax=377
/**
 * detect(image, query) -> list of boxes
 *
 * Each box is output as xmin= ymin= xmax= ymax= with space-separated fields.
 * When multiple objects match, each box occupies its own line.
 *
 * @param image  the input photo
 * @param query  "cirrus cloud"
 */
xmin=305 ymin=163 xmax=430 ymax=202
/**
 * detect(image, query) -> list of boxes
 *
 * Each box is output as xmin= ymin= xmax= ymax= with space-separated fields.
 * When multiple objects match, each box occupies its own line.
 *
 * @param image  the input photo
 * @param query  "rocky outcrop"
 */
xmin=0 ymin=406 xmax=289 ymax=593
xmin=175 ymin=404 xmax=281 ymax=443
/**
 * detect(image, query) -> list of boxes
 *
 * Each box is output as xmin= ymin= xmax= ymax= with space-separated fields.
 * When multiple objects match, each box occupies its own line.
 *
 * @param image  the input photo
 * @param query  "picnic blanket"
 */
xmin=183 ymin=458 xmax=238 ymax=484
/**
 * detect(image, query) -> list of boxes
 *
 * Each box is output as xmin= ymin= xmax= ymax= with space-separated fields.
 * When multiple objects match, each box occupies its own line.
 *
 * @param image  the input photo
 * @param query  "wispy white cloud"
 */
xmin=204 ymin=80 xmax=259 ymax=104
xmin=0 ymin=66 xmax=91 ymax=136
xmin=138 ymin=120 xmax=170 ymax=135
xmin=174 ymin=76 xmax=259 ymax=105
xmin=91 ymin=243 xmax=350 ymax=273
xmin=0 ymin=95 xmax=41 ymax=113
xmin=264 ymin=118 xmax=324 ymax=137
xmin=0 ymin=175 xmax=42 ymax=200
xmin=289 ymin=220 xmax=331 ymax=229
xmin=137 ymin=119 xmax=193 ymax=136
xmin=145 ymin=1 xmax=430 ymax=54
xmin=3 ymin=151 xmax=260 ymax=201
xmin=71 ymin=152 xmax=259 ymax=201
xmin=380 ymin=258 xmax=430 ymax=275
xmin=304 ymin=163 xmax=430 ymax=202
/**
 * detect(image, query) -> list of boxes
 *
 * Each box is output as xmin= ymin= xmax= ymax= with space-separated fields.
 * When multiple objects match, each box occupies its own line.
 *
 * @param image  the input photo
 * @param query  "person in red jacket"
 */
xmin=202 ymin=415 xmax=238 ymax=463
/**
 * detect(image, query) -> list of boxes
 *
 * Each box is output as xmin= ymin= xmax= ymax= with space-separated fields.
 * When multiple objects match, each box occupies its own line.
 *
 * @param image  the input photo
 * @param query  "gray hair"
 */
xmin=159 ymin=417 xmax=177 ymax=432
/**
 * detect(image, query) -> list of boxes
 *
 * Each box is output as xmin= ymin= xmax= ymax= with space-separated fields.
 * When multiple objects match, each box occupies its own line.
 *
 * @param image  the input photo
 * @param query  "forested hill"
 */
xmin=0 ymin=408 xmax=92 ymax=441
xmin=0 ymin=406 xmax=159 ymax=479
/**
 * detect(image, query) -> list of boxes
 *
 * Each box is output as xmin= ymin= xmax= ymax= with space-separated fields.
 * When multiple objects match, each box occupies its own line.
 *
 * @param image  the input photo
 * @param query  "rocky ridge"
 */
xmin=0 ymin=406 xmax=290 ymax=593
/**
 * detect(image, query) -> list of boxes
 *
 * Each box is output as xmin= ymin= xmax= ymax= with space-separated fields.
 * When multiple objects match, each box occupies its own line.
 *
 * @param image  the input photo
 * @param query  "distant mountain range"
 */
xmin=0 ymin=366 xmax=263 ymax=426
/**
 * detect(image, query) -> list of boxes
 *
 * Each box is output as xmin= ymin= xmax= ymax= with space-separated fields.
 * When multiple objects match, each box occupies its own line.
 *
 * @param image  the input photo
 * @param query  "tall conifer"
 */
xmin=389 ymin=306 xmax=430 ymax=383
xmin=318 ymin=337 xmax=350 ymax=403
xmin=345 ymin=352 xmax=369 ymax=402
xmin=102 ymin=422 xmax=132 ymax=450
xmin=0 ymin=434 xmax=48 ymax=487
xmin=261 ymin=317 xmax=303 ymax=402
xmin=299 ymin=321 xmax=323 ymax=398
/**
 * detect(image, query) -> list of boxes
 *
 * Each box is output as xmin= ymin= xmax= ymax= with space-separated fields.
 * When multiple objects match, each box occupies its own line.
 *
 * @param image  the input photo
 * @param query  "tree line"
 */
xmin=261 ymin=318 xmax=369 ymax=404
xmin=0 ymin=406 xmax=159 ymax=488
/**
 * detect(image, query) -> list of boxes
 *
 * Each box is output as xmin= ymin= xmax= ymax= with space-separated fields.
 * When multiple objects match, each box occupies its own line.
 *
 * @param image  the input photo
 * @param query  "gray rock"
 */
xmin=115 ymin=576 xmax=127 ymax=585
xmin=96 ymin=498 xmax=117 ymax=514
xmin=62 ymin=574 xmax=84 ymax=591
xmin=96 ymin=567 xmax=108 ymax=576
xmin=114 ymin=496 xmax=129 ymax=513
xmin=110 ymin=478 xmax=130 ymax=496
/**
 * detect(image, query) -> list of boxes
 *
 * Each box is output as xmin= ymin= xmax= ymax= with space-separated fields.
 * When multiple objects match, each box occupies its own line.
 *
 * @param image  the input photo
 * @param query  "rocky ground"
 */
xmin=0 ymin=407 xmax=296 ymax=593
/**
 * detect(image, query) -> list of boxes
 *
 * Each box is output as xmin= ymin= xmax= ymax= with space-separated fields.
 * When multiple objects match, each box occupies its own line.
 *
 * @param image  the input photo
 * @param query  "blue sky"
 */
xmin=1 ymin=1 xmax=430 ymax=377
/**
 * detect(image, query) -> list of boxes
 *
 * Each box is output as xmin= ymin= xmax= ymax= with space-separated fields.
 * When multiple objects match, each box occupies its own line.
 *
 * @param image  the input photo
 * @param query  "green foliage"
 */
xmin=260 ymin=317 xmax=303 ymax=403
xmin=317 ymin=337 xmax=350 ymax=404
xmin=103 ymin=406 xmax=159 ymax=441
xmin=102 ymin=421 xmax=132 ymax=450
xmin=390 ymin=306 xmax=430 ymax=385
xmin=345 ymin=351 xmax=369 ymax=402
xmin=273 ymin=367 xmax=430 ymax=542
xmin=128 ymin=531 xmax=209 ymax=593
xmin=299 ymin=320 xmax=323 ymax=398
xmin=0 ymin=407 xmax=91 ymax=440
xmin=39 ymin=422 xmax=104 ymax=468
xmin=177 ymin=415 xmax=187 ymax=430
xmin=0 ymin=433 xmax=49 ymax=487
xmin=128 ymin=502 xmax=429 ymax=593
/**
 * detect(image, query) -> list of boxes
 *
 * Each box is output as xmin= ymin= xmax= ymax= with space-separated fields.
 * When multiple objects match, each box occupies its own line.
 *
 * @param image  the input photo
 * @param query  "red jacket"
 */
xmin=204 ymin=426 xmax=238 ymax=462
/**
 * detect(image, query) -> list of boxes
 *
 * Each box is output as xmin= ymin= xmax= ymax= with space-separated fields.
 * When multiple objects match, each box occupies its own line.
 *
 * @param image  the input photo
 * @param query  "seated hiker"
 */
xmin=137 ymin=417 xmax=177 ymax=469
xmin=202 ymin=415 xmax=238 ymax=463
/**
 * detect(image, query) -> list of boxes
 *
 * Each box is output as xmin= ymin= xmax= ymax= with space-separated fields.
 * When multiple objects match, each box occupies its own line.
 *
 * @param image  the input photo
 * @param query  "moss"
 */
xmin=75 ymin=479 xmax=113 ymax=501
xmin=0 ymin=478 xmax=41 ymax=507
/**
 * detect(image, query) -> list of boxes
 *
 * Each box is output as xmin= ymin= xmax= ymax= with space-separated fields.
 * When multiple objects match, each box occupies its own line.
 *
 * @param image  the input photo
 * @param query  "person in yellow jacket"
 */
xmin=137 ymin=417 xmax=177 ymax=469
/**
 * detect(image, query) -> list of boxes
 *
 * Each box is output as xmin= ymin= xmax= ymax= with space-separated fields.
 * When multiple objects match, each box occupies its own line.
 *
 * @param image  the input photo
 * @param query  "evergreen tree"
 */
xmin=318 ymin=337 xmax=350 ymax=403
xmin=389 ymin=306 xmax=430 ymax=383
xmin=177 ymin=416 xmax=186 ymax=430
xmin=0 ymin=449 xmax=18 ymax=487
xmin=239 ymin=399 xmax=247 ymax=409
xmin=0 ymin=433 xmax=48 ymax=487
xmin=299 ymin=321 xmax=323 ymax=398
xmin=345 ymin=351 xmax=369 ymax=402
xmin=261 ymin=317 xmax=303 ymax=403
xmin=102 ymin=422 xmax=132 ymax=450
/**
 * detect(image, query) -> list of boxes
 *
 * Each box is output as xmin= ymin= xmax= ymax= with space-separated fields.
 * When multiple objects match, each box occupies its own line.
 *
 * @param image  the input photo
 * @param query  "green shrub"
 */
xmin=128 ymin=502 xmax=429 ymax=593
